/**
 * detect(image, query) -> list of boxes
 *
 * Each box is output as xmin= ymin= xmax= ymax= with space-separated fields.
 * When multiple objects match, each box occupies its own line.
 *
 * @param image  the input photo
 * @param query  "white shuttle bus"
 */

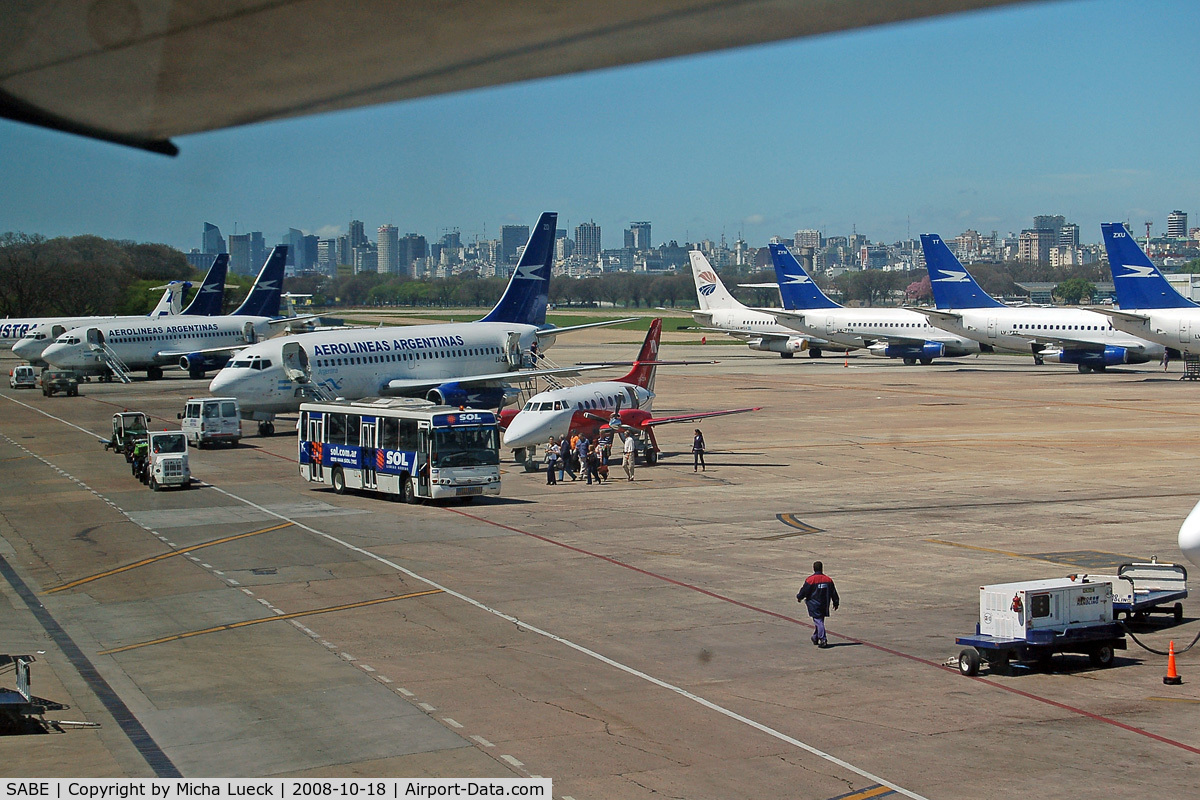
xmin=298 ymin=398 xmax=501 ymax=503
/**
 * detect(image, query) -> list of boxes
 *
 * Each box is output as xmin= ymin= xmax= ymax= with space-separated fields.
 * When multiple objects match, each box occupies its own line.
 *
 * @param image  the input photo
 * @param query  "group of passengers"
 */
xmin=543 ymin=431 xmax=616 ymax=486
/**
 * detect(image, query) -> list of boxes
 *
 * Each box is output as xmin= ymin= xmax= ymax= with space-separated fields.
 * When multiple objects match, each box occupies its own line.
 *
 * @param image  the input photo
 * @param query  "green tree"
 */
xmin=1053 ymin=277 xmax=1096 ymax=305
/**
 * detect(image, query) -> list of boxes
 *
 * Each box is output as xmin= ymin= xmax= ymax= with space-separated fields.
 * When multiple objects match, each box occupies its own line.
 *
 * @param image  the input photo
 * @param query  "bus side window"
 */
xmin=380 ymin=419 xmax=399 ymax=450
xmin=397 ymin=419 xmax=418 ymax=451
xmin=300 ymin=412 xmax=308 ymax=432
xmin=345 ymin=414 xmax=359 ymax=447
xmin=326 ymin=413 xmax=346 ymax=445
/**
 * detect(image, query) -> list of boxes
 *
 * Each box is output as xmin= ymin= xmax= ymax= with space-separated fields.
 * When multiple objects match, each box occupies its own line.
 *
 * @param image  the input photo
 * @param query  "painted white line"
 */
xmin=201 ymin=564 xmax=213 ymax=569
xmin=340 ymin=652 xmax=356 ymax=661
xmin=500 ymin=755 xmax=523 ymax=768
xmin=418 ymin=703 xmax=436 ymax=712
xmin=212 ymin=570 xmax=224 ymax=576
xmin=359 ymin=664 xmax=376 ymax=673
xmin=3 ymin=394 xmax=928 ymax=800
xmin=321 ymin=641 xmax=336 ymax=649
xmin=189 ymin=556 xmax=202 ymax=562
xmin=378 ymin=676 xmax=392 ymax=684
xmin=396 ymin=688 xmax=415 ymax=697
xmin=470 ymin=735 xmax=494 ymax=748
xmin=442 ymin=718 xmax=463 ymax=728
xmin=241 ymin=588 xmax=254 ymax=595
xmin=227 ymin=579 xmax=240 ymax=586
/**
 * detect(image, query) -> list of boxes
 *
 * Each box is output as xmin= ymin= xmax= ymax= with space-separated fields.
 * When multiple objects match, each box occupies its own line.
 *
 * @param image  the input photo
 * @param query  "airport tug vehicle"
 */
xmin=955 ymin=577 xmax=1126 ymax=676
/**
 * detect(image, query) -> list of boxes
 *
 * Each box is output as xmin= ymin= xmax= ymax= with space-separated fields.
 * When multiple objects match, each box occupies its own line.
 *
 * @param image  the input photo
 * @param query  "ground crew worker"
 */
xmin=796 ymin=561 xmax=839 ymax=648
xmin=622 ymin=433 xmax=636 ymax=481
xmin=131 ymin=439 xmax=149 ymax=482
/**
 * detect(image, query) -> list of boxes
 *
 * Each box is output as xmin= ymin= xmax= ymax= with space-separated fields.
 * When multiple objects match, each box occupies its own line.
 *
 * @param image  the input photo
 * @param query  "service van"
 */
xmin=180 ymin=397 xmax=242 ymax=448
xmin=9 ymin=364 xmax=37 ymax=389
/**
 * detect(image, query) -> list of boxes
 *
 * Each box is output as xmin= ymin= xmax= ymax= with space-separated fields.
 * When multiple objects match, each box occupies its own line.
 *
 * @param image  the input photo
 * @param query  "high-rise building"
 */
xmin=626 ymin=221 xmax=652 ymax=250
xmin=400 ymin=233 xmax=428 ymax=276
xmin=377 ymin=225 xmax=399 ymax=274
xmin=1058 ymin=223 xmax=1079 ymax=248
xmin=250 ymin=232 xmax=266 ymax=271
xmin=202 ymin=222 xmax=226 ymax=254
xmin=500 ymin=225 xmax=530 ymax=263
xmin=354 ymin=246 xmax=377 ymax=275
xmin=575 ymin=220 xmax=602 ymax=260
xmin=1019 ymin=228 xmax=1054 ymax=266
xmin=302 ymin=235 xmax=319 ymax=272
xmin=228 ymin=233 xmax=252 ymax=274
xmin=283 ymin=229 xmax=306 ymax=270
xmin=1168 ymin=210 xmax=1188 ymax=238
xmin=349 ymin=220 xmax=366 ymax=250
xmin=1033 ymin=215 xmax=1066 ymax=236
xmin=317 ymin=239 xmax=338 ymax=274
xmin=794 ymin=229 xmax=821 ymax=250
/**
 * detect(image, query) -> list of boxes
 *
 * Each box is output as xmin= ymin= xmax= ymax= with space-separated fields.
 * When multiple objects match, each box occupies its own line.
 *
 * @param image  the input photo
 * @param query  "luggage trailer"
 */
xmin=1093 ymin=561 xmax=1188 ymax=623
xmin=955 ymin=577 xmax=1127 ymax=676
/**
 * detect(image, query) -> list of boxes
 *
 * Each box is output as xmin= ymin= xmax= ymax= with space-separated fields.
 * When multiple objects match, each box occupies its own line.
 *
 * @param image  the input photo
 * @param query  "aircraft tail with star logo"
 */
xmin=479 ymin=211 xmax=557 ymax=325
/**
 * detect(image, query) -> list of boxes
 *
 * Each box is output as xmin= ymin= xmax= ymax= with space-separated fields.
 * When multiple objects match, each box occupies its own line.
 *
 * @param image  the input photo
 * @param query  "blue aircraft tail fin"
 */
xmin=182 ymin=253 xmax=229 ymax=316
xmin=767 ymin=244 xmax=841 ymax=310
xmin=1101 ymin=222 xmax=1197 ymax=309
xmin=233 ymin=246 xmax=287 ymax=317
xmin=479 ymin=212 xmax=556 ymax=325
xmin=920 ymin=234 xmax=1005 ymax=309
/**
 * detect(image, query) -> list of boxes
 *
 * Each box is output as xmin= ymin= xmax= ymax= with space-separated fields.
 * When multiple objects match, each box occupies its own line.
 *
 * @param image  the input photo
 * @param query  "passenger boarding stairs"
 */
xmin=86 ymin=337 xmax=133 ymax=383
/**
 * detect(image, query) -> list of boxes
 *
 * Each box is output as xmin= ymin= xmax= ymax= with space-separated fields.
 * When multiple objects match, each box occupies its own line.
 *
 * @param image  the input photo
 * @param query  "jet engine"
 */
xmin=1039 ymin=346 xmax=1131 ymax=372
xmin=179 ymin=352 xmax=231 ymax=379
xmin=747 ymin=336 xmax=807 ymax=358
xmin=425 ymin=383 xmax=512 ymax=409
xmin=871 ymin=341 xmax=946 ymax=364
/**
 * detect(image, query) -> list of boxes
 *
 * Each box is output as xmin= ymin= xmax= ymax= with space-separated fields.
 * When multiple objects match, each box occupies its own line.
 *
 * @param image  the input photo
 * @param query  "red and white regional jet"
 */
xmin=500 ymin=318 xmax=760 ymax=465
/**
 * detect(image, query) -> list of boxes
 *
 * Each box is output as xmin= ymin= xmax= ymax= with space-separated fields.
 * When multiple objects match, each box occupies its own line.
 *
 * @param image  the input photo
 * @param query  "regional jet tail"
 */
xmin=1101 ymin=223 xmax=1198 ymax=310
xmin=480 ymin=212 xmax=555 ymax=326
xmin=920 ymin=234 xmax=1005 ymax=310
xmin=767 ymin=244 xmax=840 ymax=310
xmin=181 ymin=253 xmax=230 ymax=316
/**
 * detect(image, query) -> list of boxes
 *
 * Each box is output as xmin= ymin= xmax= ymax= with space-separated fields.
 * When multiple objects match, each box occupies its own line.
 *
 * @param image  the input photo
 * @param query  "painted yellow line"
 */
xmin=45 ymin=522 xmax=294 ymax=593
xmin=924 ymin=539 xmax=1050 ymax=563
xmin=1147 ymin=696 xmax=1200 ymax=704
xmin=776 ymin=514 xmax=824 ymax=533
xmin=99 ymin=589 xmax=444 ymax=654
xmin=837 ymin=786 xmax=894 ymax=800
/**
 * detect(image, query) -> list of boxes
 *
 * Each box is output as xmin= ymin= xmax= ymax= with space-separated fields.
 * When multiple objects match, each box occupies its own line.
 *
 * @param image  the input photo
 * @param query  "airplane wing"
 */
xmin=738 ymin=282 xmax=780 ymax=289
xmin=643 ymin=407 xmax=763 ymax=427
xmin=266 ymin=314 xmax=324 ymax=328
xmin=0 ymin=2 xmax=1024 ymax=154
xmin=383 ymin=364 xmax=612 ymax=394
xmin=1090 ymin=308 xmax=1151 ymax=323
xmin=905 ymin=307 xmax=964 ymax=322
xmin=157 ymin=343 xmax=250 ymax=360
xmin=535 ymin=318 xmax=640 ymax=338
xmin=692 ymin=327 xmax=797 ymax=342
xmin=1030 ymin=334 xmax=1152 ymax=354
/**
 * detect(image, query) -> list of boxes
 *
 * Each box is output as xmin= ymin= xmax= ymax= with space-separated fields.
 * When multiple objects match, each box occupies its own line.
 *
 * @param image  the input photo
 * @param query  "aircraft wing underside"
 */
xmin=0 ymin=1 xmax=1029 ymax=154
xmin=644 ymin=407 xmax=762 ymax=427
xmin=383 ymin=364 xmax=612 ymax=394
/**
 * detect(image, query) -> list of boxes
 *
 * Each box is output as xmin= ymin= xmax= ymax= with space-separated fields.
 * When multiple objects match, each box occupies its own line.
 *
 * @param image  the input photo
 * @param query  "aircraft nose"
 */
xmin=502 ymin=412 xmax=549 ymax=449
xmin=41 ymin=343 xmax=75 ymax=367
xmin=12 ymin=339 xmax=35 ymax=359
xmin=1178 ymin=499 xmax=1200 ymax=568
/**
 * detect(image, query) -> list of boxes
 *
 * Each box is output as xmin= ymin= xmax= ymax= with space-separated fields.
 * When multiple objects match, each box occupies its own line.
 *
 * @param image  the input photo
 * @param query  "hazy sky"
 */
xmin=1 ymin=0 xmax=1196 ymax=252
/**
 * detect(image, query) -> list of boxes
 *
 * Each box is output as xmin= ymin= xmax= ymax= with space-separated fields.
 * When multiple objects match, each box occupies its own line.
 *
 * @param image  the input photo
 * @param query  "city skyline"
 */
xmin=2 ymin=0 xmax=1198 ymax=253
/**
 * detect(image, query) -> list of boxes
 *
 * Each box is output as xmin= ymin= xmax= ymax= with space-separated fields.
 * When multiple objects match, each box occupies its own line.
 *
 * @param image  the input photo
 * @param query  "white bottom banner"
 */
xmin=7 ymin=780 xmax=551 ymax=800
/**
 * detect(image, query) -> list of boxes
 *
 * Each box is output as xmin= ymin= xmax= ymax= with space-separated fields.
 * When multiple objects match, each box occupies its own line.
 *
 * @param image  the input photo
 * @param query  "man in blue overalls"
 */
xmin=796 ymin=561 xmax=840 ymax=648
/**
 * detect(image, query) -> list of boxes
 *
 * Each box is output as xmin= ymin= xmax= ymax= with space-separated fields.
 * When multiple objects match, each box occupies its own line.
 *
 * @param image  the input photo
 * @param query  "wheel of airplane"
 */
xmin=646 ymin=449 xmax=658 ymax=465
xmin=780 ymin=352 xmax=794 ymax=358
xmin=258 ymin=421 xmax=275 ymax=436
xmin=331 ymin=468 xmax=346 ymax=495
xmin=1078 ymin=364 xmax=1092 ymax=374
xmin=903 ymin=357 xmax=917 ymax=366
xmin=147 ymin=366 xmax=164 ymax=380
xmin=920 ymin=358 xmax=933 ymax=366
xmin=513 ymin=448 xmax=526 ymax=465
xmin=188 ymin=366 xmax=206 ymax=379
xmin=808 ymin=349 xmax=823 ymax=358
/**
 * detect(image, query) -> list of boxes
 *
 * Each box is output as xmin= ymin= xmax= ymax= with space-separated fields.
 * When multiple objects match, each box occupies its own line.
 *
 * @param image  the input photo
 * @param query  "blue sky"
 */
xmin=1 ymin=0 xmax=1196 ymax=252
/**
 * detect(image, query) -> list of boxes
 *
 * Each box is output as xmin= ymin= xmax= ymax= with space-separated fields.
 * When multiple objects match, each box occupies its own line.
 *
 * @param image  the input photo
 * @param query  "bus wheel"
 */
xmin=331 ymin=468 xmax=346 ymax=495
xmin=401 ymin=476 xmax=418 ymax=504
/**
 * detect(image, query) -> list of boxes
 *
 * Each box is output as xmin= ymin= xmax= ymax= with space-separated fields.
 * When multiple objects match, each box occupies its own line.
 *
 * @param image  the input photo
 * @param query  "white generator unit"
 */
xmin=980 ymin=578 xmax=1113 ymax=640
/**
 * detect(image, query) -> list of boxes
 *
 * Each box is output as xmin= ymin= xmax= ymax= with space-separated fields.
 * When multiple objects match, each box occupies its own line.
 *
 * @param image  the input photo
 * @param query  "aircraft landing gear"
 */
xmin=258 ymin=420 xmax=276 ymax=437
xmin=780 ymin=352 xmax=794 ymax=358
xmin=808 ymin=349 xmax=823 ymax=358
xmin=147 ymin=366 xmax=164 ymax=380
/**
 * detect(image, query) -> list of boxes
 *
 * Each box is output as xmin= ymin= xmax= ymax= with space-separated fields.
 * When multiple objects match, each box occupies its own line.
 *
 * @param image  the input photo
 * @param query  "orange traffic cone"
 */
xmin=1163 ymin=640 xmax=1182 ymax=685
xmin=843 ymin=352 xmax=849 ymax=368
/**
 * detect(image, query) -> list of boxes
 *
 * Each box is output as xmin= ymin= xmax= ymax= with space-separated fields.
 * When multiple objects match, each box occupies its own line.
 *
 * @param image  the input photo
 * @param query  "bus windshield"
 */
xmin=432 ymin=426 xmax=500 ymax=468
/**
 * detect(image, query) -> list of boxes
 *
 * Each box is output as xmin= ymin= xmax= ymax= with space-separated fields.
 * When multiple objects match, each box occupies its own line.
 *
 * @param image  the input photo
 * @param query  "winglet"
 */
xmin=1101 ymin=222 xmax=1197 ymax=309
xmin=182 ymin=253 xmax=229 ymax=316
xmin=920 ymin=234 xmax=1005 ymax=309
xmin=479 ymin=212 xmax=556 ymax=325
xmin=233 ymin=246 xmax=287 ymax=317
xmin=768 ymin=244 xmax=840 ymax=310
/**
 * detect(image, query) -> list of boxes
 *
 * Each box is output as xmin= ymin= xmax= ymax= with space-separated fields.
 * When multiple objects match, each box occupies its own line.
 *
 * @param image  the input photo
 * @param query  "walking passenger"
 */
xmin=796 ymin=561 xmax=840 ymax=648
xmin=622 ymin=434 xmax=636 ymax=481
xmin=544 ymin=438 xmax=559 ymax=485
xmin=692 ymin=428 xmax=706 ymax=472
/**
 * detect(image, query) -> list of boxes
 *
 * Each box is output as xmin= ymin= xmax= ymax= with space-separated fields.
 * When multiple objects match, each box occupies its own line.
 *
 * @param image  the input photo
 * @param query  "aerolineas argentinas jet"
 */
xmin=1098 ymin=222 xmax=1200 ymax=359
xmin=41 ymin=248 xmax=316 ymax=380
xmin=764 ymin=244 xmax=982 ymax=365
xmin=915 ymin=234 xmax=1163 ymax=373
xmin=208 ymin=212 xmax=631 ymax=436
xmin=12 ymin=253 xmax=230 ymax=363
xmin=500 ymin=318 xmax=760 ymax=466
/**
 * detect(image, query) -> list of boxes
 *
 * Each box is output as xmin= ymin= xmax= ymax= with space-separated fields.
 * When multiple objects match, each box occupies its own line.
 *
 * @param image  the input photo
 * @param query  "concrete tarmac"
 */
xmin=1 ymin=336 xmax=1198 ymax=798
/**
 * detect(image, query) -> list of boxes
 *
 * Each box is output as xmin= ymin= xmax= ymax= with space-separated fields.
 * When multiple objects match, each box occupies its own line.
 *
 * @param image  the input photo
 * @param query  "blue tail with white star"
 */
xmin=920 ymin=234 xmax=1005 ymax=309
xmin=768 ymin=244 xmax=841 ymax=310
xmin=479 ymin=211 xmax=556 ymax=325
xmin=233 ymin=246 xmax=287 ymax=317
xmin=1101 ymin=222 xmax=1197 ymax=309
xmin=182 ymin=253 xmax=229 ymax=316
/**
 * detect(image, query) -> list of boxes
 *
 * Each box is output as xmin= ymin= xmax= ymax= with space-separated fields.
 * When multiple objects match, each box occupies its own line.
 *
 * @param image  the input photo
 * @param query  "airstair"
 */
xmin=280 ymin=341 xmax=338 ymax=401
xmin=85 ymin=329 xmax=133 ymax=383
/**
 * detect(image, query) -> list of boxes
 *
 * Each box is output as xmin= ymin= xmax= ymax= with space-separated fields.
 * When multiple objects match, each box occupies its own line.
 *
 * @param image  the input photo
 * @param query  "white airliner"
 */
xmin=208 ymin=212 xmax=625 ymax=436
xmin=915 ymin=234 xmax=1164 ymax=372
xmin=11 ymin=254 xmax=231 ymax=363
xmin=41 ymin=247 xmax=309 ymax=380
xmin=689 ymin=251 xmax=849 ymax=358
xmin=1098 ymin=223 xmax=1200 ymax=357
xmin=763 ymin=244 xmax=982 ymax=365
xmin=500 ymin=318 xmax=759 ymax=464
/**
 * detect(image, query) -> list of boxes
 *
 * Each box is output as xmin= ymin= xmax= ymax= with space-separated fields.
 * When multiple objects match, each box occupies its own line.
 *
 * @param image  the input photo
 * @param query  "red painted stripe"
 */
xmin=443 ymin=506 xmax=1200 ymax=757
